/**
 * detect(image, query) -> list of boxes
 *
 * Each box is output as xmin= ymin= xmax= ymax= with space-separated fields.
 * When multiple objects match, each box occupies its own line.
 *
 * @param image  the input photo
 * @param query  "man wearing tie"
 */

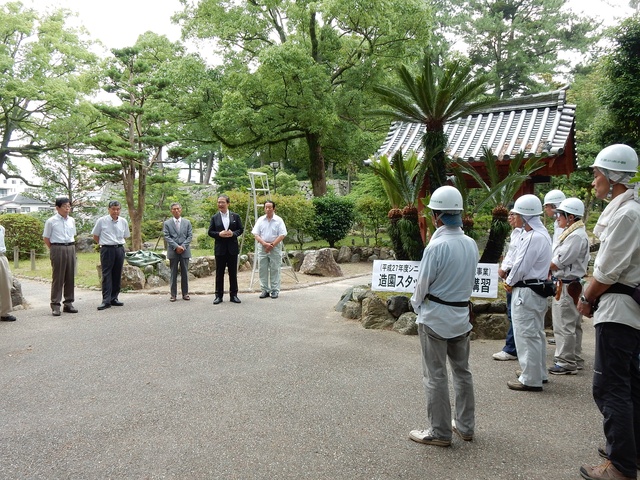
xmin=208 ymin=195 xmax=244 ymax=305
xmin=163 ymin=203 xmax=193 ymax=302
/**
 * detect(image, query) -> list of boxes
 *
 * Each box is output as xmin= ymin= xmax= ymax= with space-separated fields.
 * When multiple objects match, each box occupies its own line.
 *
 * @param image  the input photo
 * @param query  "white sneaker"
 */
xmin=492 ymin=350 xmax=517 ymax=361
xmin=409 ymin=429 xmax=451 ymax=447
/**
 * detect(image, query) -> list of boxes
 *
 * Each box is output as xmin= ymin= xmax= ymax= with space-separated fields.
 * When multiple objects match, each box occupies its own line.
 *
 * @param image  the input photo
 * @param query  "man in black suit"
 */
xmin=163 ymin=203 xmax=193 ymax=302
xmin=208 ymin=195 xmax=244 ymax=304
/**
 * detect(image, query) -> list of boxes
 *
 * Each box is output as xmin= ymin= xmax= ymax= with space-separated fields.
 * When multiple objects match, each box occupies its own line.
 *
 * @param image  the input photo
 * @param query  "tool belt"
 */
xmin=513 ymin=279 xmax=557 ymax=298
xmin=595 ymin=282 xmax=640 ymax=309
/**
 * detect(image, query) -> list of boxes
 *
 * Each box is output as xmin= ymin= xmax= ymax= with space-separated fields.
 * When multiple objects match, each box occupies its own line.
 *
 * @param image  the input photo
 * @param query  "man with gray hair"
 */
xmin=578 ymin=144 xmax=640 ymax=480
xmin=163 ymin=203 xmax=193 ymax=302
xmin=408 ymin=186 xmax=479 ymax=447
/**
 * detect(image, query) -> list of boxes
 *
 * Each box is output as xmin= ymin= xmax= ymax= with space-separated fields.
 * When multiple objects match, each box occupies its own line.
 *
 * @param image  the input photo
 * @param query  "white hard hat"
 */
xmin=543 ymin=189 xmax=566 ymax=206
xmin=512 ymin=194 xmax=543 ymax=216
xmin=556 ymin=197 xmax=584 ymax=218
xmin=427 ymin=186 xmax=463 ymax=212
xmin=591 ymin=144 xmax=639 ymax=173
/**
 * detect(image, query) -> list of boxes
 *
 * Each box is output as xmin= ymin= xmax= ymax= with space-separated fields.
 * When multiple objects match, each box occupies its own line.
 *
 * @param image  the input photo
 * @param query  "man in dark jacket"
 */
xmin=208 ymin=195 xmax=244 ymax=304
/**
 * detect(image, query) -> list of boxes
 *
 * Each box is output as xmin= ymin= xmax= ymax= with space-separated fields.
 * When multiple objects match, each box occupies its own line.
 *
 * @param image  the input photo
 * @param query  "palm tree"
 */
xmin=372 ymin=52 xmax=497 ymax=193
xmin=368 ymin=150 xmax=432 ymax=260
xmin=450 ymin=147 xmax=546 ymax=263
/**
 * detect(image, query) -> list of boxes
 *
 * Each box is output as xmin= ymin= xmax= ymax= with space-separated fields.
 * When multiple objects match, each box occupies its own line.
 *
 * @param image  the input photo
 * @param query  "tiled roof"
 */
xmin=0 ymin=193 xmax=50 ymax=206
xmin=375 ymin=87 xmax=576 ymax=163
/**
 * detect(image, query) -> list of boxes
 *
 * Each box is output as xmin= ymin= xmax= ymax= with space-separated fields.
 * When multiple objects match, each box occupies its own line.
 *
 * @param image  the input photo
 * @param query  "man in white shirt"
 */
xmin=252 ymin=200 xmax=287 ymax=299
xmin=543 ymin=189 xmax=566 ymax=245
xmin=0 ymin=223 xmax=16 ymax=322
xmin=92 ymin=201 xmax=130 ymax=311
xmin=504 ymin=194 xmax=552 ymax=392
xmin=548 ymin=198 xmax=590 ymax=375
xmin=43 ymin=197 xmax=77 ymax=316
xmin=408 ymin=186 xmax=479 ymax=448
xmin=577 ymin=144 xmax=640 ymax=480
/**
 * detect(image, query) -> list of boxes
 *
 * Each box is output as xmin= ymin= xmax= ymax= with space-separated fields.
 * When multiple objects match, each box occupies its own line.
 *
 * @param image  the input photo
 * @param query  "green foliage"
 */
xmin=398 ymin=216 xmax=425 ymax=261
xmin=214 ymin=158 xmax=251 ymax=192
xmin=177 ymin=0 xmax=434 ymax=196
xmin=196 ymin=233 xmax=214 ymax=250
xmin=372 ymin=52 xmax=496 ymax=191
xmin=0 ymin=214 xmax=45 ymax=260
xmin=353 ymin=195 xmax=388 ymax=246
xmin=141 ymin=220 xmax=163 ymax=242
xmin=599 ymin=16 xmax=640 ymax=148
xmin=269 ymin=194 xmax=315 ymax=250
xmin=0 ymin=3 xmax=98 ymax=178
xmin=312 ymin=195 xmax=355 ymax=249
xmin=433 ymin=0 xmax=599 ymax=98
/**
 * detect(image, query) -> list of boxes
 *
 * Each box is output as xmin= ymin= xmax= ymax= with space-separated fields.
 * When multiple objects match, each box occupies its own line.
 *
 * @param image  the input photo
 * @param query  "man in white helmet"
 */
xmin=504 ymin=194 xmax=553 ymax=392
xmin=578 ymin=144 xmax=640 ymax=480
xmin=409 ymin=186 xmax=479 ymax=448
xmin=548 ymin=198 xmax=590 ymax=375
xmin=543 ymin=189 xmax=566 ymax=245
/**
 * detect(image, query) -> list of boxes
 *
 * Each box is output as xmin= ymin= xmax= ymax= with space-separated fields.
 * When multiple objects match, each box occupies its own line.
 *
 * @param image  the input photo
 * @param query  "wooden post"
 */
xmin=31 ymin=249 xmax=36 ymax=270
xmin=13 ymin=246 xmax=19 ymax=269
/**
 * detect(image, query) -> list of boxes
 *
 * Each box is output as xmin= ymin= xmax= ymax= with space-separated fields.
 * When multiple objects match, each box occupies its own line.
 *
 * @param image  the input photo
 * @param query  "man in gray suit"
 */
xmin=163 ymin=203 xmax=193 ymax=302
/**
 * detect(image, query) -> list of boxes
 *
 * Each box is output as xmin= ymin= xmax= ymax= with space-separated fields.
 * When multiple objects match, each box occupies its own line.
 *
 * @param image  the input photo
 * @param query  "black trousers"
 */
xmin=100 ymin=246 xmax=125 ymax=302
xmin=215 ymin=254 xmax=238 ymax=297
xmin=593 ymin=322 xmax=640 ymax=477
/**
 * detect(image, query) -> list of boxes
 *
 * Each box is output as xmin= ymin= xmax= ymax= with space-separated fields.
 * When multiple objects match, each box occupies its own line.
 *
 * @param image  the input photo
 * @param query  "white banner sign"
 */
xmin=371 ymin=260 xmax=499 ymax=299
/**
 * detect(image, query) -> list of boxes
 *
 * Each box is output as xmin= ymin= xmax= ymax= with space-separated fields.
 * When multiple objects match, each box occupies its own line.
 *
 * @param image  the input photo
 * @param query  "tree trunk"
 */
xmin=306 ymin=132 xmax=327 ymax=196
xmin=479 ymin=218 xmax=510 ymax=264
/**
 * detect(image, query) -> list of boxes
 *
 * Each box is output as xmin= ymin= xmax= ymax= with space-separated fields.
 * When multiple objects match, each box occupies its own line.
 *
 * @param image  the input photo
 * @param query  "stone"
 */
xmin=472 ymin=313 xmax=509 ymax=340
xmin=352 ymin=285 xmax=371 ymax=302
xmin=378 ymin=248 xmax=392 ymax=260
xmin=349 ymin=254 xmax=361 ymax=263
xmin=188 ymin=256 xmax=213 ymax=278
xmin=386 ymin=295 xmax=412 ymax=318
xmin=120 ymin=265 xmax=145 ymax=290
xmin=289 ymin=251 xmax=306 ymax=272
xmin=75 ymin=233 xmax=95 ymax=253
xmin=337 ymin=246 xmax=352 ymax=263
xmin=335 ymin=287 xmax=355 ymax=312
xmin=145 ymin=275 xmax=166 ymax=288
xmin=393 ymin=312 xmax=418 ymax=335
xmin=341 ymin=301 xmax=362 ymax=319
xmin=367 ymin=254 xmax=378 ymax=262
xmin=10 ymin=277 xmax=23 ymax=307
xmin=156 ymin=261 xmax=171 ymax=282
xmin=361 ymin=295 xmax=395 ymax=329
xmin=299 ymin=248 xmax=343 ymax=277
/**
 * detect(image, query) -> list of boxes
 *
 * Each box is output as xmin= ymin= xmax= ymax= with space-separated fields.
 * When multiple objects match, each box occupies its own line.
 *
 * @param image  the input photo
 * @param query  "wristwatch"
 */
xmin=579 ymin=295 xmax=592 ymax=307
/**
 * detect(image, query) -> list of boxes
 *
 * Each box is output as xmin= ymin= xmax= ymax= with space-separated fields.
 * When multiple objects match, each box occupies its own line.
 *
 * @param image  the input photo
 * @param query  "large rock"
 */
xmin=189 ymin=256 xmax=214 ymax=278
xmin=289 ymin=251 xmax=306 ymax=272
xmin=473 ymin=313 xmax=509 ymax=340
xmin=361 ymin=294 xmax=395 ymax=329
xmin=145 ymin=275 xmax=167 ymax=288
xmin=10 ymin=277 xmax=24 ymax=308
xmin=393 ymin=312 xmax=418 ymax=335
xmin=341 ymin=301 xmax=362 ymax=319
xmin=299 ymin=248 xmax=343 ymax=277
xmin=386 ymin=295 xmax=412 ymax=318
xmin=336 ymin=246 xmax=352 ymax=264
xmin=120 ymin=265 xmax=145 ymax=290
xmin=75 ymin=233 xmax=95 ymax=253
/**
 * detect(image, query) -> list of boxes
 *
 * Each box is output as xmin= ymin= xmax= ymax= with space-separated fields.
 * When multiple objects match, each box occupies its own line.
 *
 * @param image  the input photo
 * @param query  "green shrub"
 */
xmin=312 ymin=194 xmax=355 ymax=248
xmin=0 ymin=213 xmax=46 ymax=260
xmin=196 ymin=233 xmax=214 ymax=250
xmin=141 ymin=219 xmax=163 ymax=242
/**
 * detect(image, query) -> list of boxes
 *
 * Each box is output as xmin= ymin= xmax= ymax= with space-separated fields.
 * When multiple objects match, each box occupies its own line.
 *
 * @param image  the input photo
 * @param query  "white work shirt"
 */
xmin=43 ymin=213 xmax=76 ymax=243
xmin=91 ymin=215 xmax=130 ymax=246
xmin=500 ymin=227 xmax=522 ymax=272
xmin=251 ymin=214 xmax=287 ymax=243
xmin=220 ymin=212 xmax=229 ymax=230
xmin=410 ymin=225 xmax=479 ymax=339
xmin=592 ymin=200 xmax=640 ymax=330
xmin=506 ymin=227 xmax=552 ymax=285
xmin=0 ymin=225 xmax=6 ymax=254
xmin=551 ymin=226 xmax=589 ymax=280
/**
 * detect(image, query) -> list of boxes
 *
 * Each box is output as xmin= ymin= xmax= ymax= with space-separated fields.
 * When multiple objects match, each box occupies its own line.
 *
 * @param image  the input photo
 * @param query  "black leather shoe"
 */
xmin=213 ymin=297 xmax=223 ymax=305
xmin=111 ymin=300 xmax=124 ymax=306
xmin=1 ymin=315 xmax=17 ymax=321
xmin=97 ymin=302 xmax=111 ymax=311
xmin=230 ymin=295 xmax=241 ymax=304
xmin=270 ymin=292 xmax=279 ymax=299
xmin=63 ymin=305 xmax=78 ymax=313
xmin=259 ymin=291 xmax=270 ymax=299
